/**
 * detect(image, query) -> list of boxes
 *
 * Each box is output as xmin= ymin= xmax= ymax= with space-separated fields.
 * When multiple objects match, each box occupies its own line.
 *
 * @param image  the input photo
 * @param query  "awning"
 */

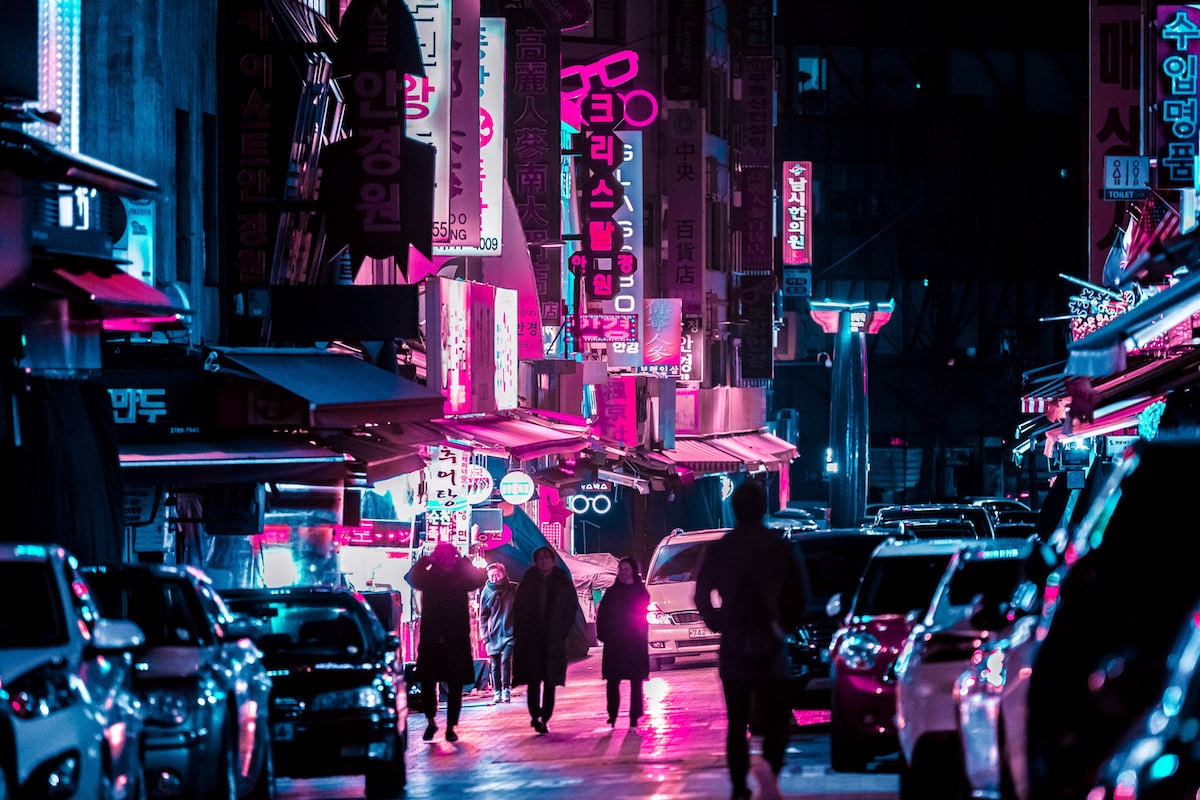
xmin=316 ymin=431 xmax=426 ymax=484
xmin=1051 ymin=394 xmax=1167 ymax=445
xmin=119 ymin=438 xmax=348 ymax=486
xmin=34 ymin=265 xmax=188 ymax=331
xmin=707 ymin=430 xmax=798 ymax=472
xmin=662 ymin=436 xmax=747 ymax=474
xmin=433 ymin=415 xmax=589 ymax=461
xmin=207 ymin=347 xmax=445 ymax=428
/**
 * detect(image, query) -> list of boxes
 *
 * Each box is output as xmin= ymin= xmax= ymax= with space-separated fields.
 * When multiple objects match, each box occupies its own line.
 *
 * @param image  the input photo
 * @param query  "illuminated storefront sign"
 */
xmin=1156 ymin=6 xmax=1200 ymax=190
xmin=782 ymin=161 xmax=812 ymax=266
xmin=443 ymin=0 xmax=481 ymax=248
xmin=404 ymin=0 xmax=454 ymax=241
xmin=639 ymin=298 xmax=682 ymax=376
xmin=561 ymin=50 xmax=660 ymax=131
xmin=427 ymin=277 xmax=517 ymax=414
xmin=566 ymin=313 xmax=638 ymax=343
xmin=594 ymin=374 xmax=638 ymax=446
xmin=494 ymin=287 xmax=518 ymax=409
xmin=566 ymin=493 xmax=612 ymax=515
xmin=605 ymin=131 xmax=645 ymax=367
xmin=426 ymin=277 xmax=469 ymax=413
xmin=499 ymin=470 xmax=535 ymax=504
xmin=426 ymin=446 xmax=469 ymax=550
xmin=679 ymin=316 xmax=705 ymax=384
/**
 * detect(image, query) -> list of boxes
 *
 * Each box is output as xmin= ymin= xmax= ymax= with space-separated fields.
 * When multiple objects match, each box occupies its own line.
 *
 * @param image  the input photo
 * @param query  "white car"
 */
xmin=0 ymin=543 xmax=145 ymax=800
xmin=644 ymin=528 xmax=729 ymax=670
xmin=894 ymin=538 xmax=1033 ymax=800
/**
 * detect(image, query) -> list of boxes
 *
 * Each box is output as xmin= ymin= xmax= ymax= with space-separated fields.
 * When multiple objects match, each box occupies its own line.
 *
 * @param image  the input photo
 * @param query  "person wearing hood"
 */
xmin=479 ymin=561 xmax=518 ymax=704
xmin=595 ymin=556 xmax=651 ymax=727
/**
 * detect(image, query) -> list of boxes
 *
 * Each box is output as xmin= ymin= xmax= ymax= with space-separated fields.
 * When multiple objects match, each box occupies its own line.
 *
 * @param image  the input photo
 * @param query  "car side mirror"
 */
xmin=825 ymin=592 xmax=842 ymax=619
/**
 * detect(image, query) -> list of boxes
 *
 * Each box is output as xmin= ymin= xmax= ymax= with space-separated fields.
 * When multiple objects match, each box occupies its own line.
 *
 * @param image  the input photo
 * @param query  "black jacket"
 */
xmin=405 ymin=555 xmax=487 ymax=685
xmin=512 ymin=565 xmax=579 ymax=686
xmin=479 ymin=577 xmax=518 ymax=655
xmin=596 ymin=579 xmax=650 ymax=681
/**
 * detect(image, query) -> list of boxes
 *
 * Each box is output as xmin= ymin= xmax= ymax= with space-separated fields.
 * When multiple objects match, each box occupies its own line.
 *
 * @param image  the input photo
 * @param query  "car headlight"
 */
xmin=646 ymin=603 xmax=670 ymax=625
xmin=310 ymin=686 xmax=384 ymax=711
xmin=836 ymin=632 xmax=881 ymax=670
xmin=7 ymin=661 xmax=83 ymax=719
xmin=142 ymin=689 xmax=197 ymax=726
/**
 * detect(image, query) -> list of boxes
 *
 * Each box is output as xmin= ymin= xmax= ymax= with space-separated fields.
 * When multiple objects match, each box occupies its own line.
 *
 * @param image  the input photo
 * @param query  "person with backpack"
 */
xmin=695 ymin=480 xmax=808 ymax=800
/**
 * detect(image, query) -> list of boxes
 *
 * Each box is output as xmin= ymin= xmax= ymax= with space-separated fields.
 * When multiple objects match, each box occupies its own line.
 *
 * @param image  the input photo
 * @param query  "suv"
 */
xmin=784 ymin=528 xmax=894 ymax=705
xmin=873 ymin=504 xmax=997 ymax=539
xmin=0 ymin=544 xmax=145 ymax=800
xmin=645 ymin=528 xmax=729 ymax=670
xmin=828 ymin=537 xmax=968 ymax=772
xmin=222 ymin=586 xmax=407 ymax=799
xmin=84 ymin=564 xmax=274 ymax=800
xmin=894 ymin=537 xmax=1035 ymax=799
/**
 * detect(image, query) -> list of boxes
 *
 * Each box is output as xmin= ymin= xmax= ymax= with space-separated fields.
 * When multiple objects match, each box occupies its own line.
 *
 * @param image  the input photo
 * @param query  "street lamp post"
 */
xmin=808 ymin=299 xmax=895 ymax=528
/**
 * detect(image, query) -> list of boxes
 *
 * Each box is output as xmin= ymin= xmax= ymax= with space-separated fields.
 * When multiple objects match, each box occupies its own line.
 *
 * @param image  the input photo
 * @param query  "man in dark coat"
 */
xmin=512 ymin=545 xmax=581 ymax=734
xmin=695 ymin=480 xmax=807 ymax=800
xmin=596 ymin=556 xmax=650 ymax=727
xmin=404 ymin=541 xmax=486 ymax=743
xmin=479 ymin=561 xmax=518 ymax=704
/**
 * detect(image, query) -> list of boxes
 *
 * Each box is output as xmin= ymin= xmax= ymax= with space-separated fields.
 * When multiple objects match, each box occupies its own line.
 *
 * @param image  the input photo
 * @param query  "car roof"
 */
xmin=83 ymin=562 xmax=209 ymax=584
xmin=222 ymin=585 xmax=360 ymax=600
xmin=870 ymin=537 xmax=973 ymax=557
xmin=658 ymin=527 xmax=731 ymax=544
xmin=0 ymin=542 xmax=69 ymax=563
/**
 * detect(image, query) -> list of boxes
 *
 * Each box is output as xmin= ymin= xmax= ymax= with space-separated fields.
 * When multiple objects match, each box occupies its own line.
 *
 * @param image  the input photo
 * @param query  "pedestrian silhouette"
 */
xmin=512 ymin=546 xmax=581 ymax=734
xmin=595 ymin=556 xmax=650 ymax=727
xmin=405 ymin=541 xmax=486 ymax=743
xmin=695 ymin=480 xmax=807 ymax=800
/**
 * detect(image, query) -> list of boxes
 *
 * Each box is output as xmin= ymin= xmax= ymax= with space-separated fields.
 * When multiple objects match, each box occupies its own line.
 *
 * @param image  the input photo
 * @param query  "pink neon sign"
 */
xmin=782 ymin=161 xmax=812 ymax=266
xmin=561 ymin=50 xmax=659 ymax=130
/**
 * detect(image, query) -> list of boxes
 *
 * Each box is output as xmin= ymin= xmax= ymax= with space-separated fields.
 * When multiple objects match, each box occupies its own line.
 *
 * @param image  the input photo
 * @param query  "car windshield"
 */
xmin=226 ymin=595 xmax=372 ymax=663
xmin=793 ymin=537 xmax=883 ymax=602
xmin=853 ymin=553 xmax=955 ymax=616
xmin=0 ymin=562 xmax=66 ymax=647
xmin=877 ymin=506 xmax=993 ymax=535
xmin=947 ymin=557 xmax=1025 ymax=606
xmin=647 ymin=541 xmax=713 ymax=585
xmin=87 ymin=573 xmax=210 ymax=647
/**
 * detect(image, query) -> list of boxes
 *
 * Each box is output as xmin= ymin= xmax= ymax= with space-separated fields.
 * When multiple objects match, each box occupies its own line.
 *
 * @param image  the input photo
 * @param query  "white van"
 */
xmin=644 ymin=527 xmax=729 ymax=670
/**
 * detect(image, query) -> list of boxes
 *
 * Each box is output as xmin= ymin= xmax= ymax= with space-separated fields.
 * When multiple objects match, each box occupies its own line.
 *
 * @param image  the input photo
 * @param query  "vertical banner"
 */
xmin=1088 ymin=0 xmax=1143 ymax=285
xmin=504 ymin=9 xmax=562 ymax=322
xmin=494 ymin=287 xmax=519 ymax=409
xmin=665 ymin=0 xmax=705 ymax=101
xmin=664 ymin=108 xmax=706 ymax=316
xmin=426 ymin=445 xmax=470 ymax=550
xmin=679 ymin=316 xmax=705 ymax=384
xmin=594 ymin=374 xmax=639 ymax=447
xmin=738 ymin=56 xmax=775 ymax=276
xmin=782 ymin=161 xmax=812 ymax=266
xmin=1155 ymin=6 xmax=1200 ymax=191
xmin=640 ymin=298 xmax=683 ymax=376
xmin=425 ymin=276 xmax=470 ymax=414
xmin=605 ymin=131 xmax=645 ymax=367
xmin=468 ymin=281 xmax=497 ymax=413
xmin=403 ymin=0 xmax=454 ymax=242
xmin=737 ymin=273 xmax=775 ymax=382
xmin=445 ymin=0 xmax=482 ymax=247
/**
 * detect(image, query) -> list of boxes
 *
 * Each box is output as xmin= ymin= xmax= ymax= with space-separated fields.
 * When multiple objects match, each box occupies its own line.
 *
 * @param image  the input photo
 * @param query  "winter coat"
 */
xmin=405 ymin=554 xmax=487 ymax=686
xmin=694 ymin=522 xmax=807 ymax=681
xmin=596 ymin=579 xmax=650 ymax=681
xmin=479 ymin=577 xmax=518 ymax=656
xmin=512 ymin=565 xmax=580 ymax=687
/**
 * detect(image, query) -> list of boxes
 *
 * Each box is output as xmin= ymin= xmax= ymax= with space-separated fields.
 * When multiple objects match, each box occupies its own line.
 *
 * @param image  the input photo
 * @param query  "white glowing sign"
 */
xmin=404 ymin=0 xmax=454 ymax=242
xmin=499 ymin=470 xmax=535 ymax=504
xmin=426 ymin=276 xmax=470 ymax=414
xmin=464 ymin=463 xmax=494 ymax=505
xmin=495 ymin=287 xmax=518 ymax=410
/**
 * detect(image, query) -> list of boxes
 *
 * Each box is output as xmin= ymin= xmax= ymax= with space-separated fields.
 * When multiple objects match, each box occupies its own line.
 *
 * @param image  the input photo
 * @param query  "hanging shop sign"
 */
xmin=403 ymin=0 xmax=453 ymax=242
xmin=663 ymin=107 xmax=706 ymax=315
xmin=464 ymin=463 xmax=495 ymax=505
xmin=441 ymin=0 xmax=481 ymax=248
xmin=1156 ymin=7 xmax=1200 ymax=190
xmin=638 ymin=298 xmax=682 ymax=376
xmin=499 ymin=470 xmax=536 ymax=504
xmin=426 ymin=445 xmax=470 ymax=549
xmin=471 ymin=507 xmax=509 ymax=548
xmin=566 ymin=493 xmax=612 ymax=515
xmin=782 ymin=161 xmax=812 ymax=266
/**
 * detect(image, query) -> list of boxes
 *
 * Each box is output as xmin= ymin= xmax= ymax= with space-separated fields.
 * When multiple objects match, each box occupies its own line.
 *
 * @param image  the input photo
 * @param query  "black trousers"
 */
xmin=721 ymin=678 xmax=790 ymax=792
xmin=526 ymin=680 xmax=557 ymax=722
xmin=421 ymin=672 xmax=463 ymax=727
xmin=489 ymin=642 xmax=514 ymax=691
xmin=606 ymin=678 xmax=644 ymax=722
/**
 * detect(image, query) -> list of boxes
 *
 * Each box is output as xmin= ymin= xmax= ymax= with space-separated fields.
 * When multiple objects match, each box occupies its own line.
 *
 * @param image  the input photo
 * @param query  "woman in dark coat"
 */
xmin=595 ymin=556 xmax=650 ymax=727
xmin=512 ymin=546 xmax=581 ymax=734
xmin=404 ymin=541 xmax=486 ymax=743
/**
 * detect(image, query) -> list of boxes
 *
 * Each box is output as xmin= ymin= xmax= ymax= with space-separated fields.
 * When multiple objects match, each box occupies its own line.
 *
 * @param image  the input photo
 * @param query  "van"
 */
xmin=644 ymin=528 xmax=729 ymax=671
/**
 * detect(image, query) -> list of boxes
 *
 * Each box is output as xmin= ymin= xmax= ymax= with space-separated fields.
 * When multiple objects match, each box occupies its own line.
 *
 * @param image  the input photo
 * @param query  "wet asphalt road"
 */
xmin=276 ymin=649 xmax=900 ymax=799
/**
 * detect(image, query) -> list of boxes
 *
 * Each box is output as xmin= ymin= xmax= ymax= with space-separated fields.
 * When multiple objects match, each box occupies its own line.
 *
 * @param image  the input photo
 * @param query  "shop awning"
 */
xmin=433 ymin=415 xmax=589 ymax=461
xmin=34 ymin=265 xmax=189 ymax=331
xmin=707 ymin=430 xmax=798 ymax=472
xmin=119 ymin=438 xmax=348 ymax=486
xmin=662 ymin=436 xmax=747 ymax=474
xmin=208 ymin=347 xmax=445 ymax=428
xmin=1051 ymin=394 xmax=1167 ymax=446
xmin=316 ymin=431 xmax=426 ymax=484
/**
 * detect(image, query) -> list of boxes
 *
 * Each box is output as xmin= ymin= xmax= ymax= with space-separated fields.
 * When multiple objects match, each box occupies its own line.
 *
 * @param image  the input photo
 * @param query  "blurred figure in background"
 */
xmin=405 ymin=541 xmax=486 ymax=743
xmin=479 ymin=561 xmax=518 ymax=704
xmin=595 ymin=556 xmax=650 ymax=728
xmin=513 ymin=546 xmax=581 ymax=734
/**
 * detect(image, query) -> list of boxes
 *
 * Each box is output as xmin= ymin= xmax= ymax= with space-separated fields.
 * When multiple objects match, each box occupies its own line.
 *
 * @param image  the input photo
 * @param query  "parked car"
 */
xmin=645 ymin=528 xmax=729 ymax=670
xmin=1026 ymin=436 xmax=1200 ymax=800
xmin=1089 ymin=597 xmax=1200 ymax=800
xmin=221 ymin=586 xmax=407 ymax=799
xmin=0 ymin=543 xmax=146 ymax=800
xmin=873 ymin=504 xmax=997 ymax=538
xmin=783 ymin=528 xmax=894 ymax=706
xmin=894 ymin=537 xmax=1035 ymax=800
xmin=827 ymin=537 xmax=968 ymax=771
xmin=967 ymin=496 xmax=1033 ymax=516
xmin=83 ymin=564 xmax=274 ymax=800
xmin=895 ymin=518 xmax=982 ymax=540
xmin=766 ymin=507 xmax=821 ymax=534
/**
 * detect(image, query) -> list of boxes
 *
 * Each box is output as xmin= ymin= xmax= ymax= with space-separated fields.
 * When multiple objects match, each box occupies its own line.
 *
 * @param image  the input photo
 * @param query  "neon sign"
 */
xmin=561 ymin=50 xmax=659 ymax=130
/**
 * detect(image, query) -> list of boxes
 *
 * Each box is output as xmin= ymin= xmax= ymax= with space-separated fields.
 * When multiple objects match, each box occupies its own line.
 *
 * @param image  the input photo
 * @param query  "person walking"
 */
xmin=479 ymin=561 xmax=518 ymax=704
xmin=404 ymin=540 xmax=487 ymax=743
xmin=695 ymin=480 xmax=807 ymax=800
xmin=595 ymin=556 xmax=650 ymax=728
xmin=512 ymin=546 xmax=581 ymax=734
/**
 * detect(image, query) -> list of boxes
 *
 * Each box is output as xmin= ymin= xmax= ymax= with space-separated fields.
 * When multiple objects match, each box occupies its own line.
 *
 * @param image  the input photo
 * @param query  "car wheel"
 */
xmin=244 ymin=732 xmax=274 ymax=800
xmin=203 ymin=720 xmax=237 ymax=800
xmin=364 ymin=728 xmax=406 ymax=799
